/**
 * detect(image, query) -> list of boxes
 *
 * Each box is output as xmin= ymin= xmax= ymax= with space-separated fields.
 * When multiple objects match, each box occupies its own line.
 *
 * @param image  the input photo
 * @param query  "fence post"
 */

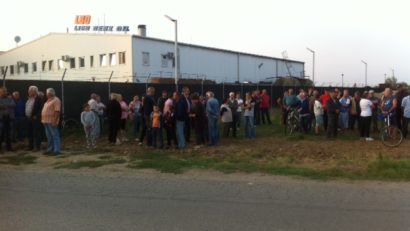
xmin=107 ymin=71 xmax=114 ymax=99
xmin=61 ymin=68 xmax=67 ymax=120
xmin=2 ymin=66 xmax=8 ymax=87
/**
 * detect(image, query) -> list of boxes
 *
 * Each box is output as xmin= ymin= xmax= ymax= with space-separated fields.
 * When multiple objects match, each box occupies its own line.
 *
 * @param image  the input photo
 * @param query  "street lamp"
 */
xmin=341 ymin=73 xmax=344 ymax=88
xmin=361 ymin=60 xmax=367 ymax=87
xmin=165 ymin=14 xmax=179 ymax=92
xmin=306 ymin=47 xmax=315 ymax=85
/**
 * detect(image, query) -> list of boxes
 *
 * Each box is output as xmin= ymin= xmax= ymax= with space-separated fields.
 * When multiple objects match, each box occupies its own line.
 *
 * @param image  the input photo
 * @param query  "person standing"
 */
xmin=235 ymin=92 xmax=243 ymax=130
xmin=88 ymin=93 xmax=101 ymax=138
xmin=349 ymin=91 xmax=361 ymax=130
xmin=260 ymin=89 xmax=272 ymax=125
xmin=313 ymin=91 xmax=324 ymax=135
xmin=0 ymin=87 xmax=16 ymax=152
xmin=368 ymin=90 xmax=380 ymax=132
xmin=129 ymin=95 xmax=142 ymax=141
xmin=320 ymin=89 xmax=331 ymax=131
xmin=157 ymin=90 xmax=168 ymax=113
xmin=150 ymin=105 xmax=164 ymax=149
xmin=227 ymin=92 xmax=238 ymax=137
xmin=380 ymin=88 xmax=398 ymax=126
xmin=359 ymin=92 xmax=374 ymax=141
xmin=191 ymin=93 xmax=206 ymax=146
xmin=182 ymin=87 xmax=192 ymax=143
xmin=206 ymin=91 xmax=220 ymax=146
xmin=12 ymin=91 xmax=26 ymax=142
xmin=253 ymin=90 xmax=261 ymax=125
xmin=118 ymin=94 xmax=129 ymax=142
xmin=106 ymin=93 xmax=122 ymax=145
xmin=243 ymin=92 xmax=256 ymax=139
xmin=140 ymin=87 xmax=155 ymax=146
xmin=25 ymin=86 xmax=44 ymax=152
xmin=41 ymin=88 xmax=61 ymax=155
xmin=338 ymin=90 xmax=351 ymax=131
xmin=81 ymin=103 xmax=97 ymax=149
xmin=96 ymin=95 xmax=106 ymax=133
xmin=326 ymin=89 xmax=341 ymax=139
xmin=220 ymin=99 xmax=233 ymax=137
xmin=298 ymin=91 xmax=311 ymax=133
xmin=175 ymin=91 xmax=188 ymax=149
xmin=401 ymin=91 xmax=410 ymax=138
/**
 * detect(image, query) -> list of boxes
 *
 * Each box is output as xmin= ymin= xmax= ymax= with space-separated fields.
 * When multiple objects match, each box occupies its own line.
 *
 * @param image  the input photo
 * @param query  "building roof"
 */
xmin=0 ymin=33 xmax=304 ymax=64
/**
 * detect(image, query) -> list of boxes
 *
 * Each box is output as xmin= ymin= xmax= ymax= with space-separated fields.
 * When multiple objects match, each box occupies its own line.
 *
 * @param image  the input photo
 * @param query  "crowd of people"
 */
xmin=279 ymin=86 xmax=410 ymax=141
xmin=0 ymin=84 xmax=409 ymax=156
xmin=100 ymin=87 xmax=271 ymax=150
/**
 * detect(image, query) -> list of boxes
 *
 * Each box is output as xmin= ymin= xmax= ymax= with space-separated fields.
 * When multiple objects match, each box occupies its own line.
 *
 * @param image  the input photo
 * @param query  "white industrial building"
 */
xmin=0 ymin=29 xmax=304 ymax=83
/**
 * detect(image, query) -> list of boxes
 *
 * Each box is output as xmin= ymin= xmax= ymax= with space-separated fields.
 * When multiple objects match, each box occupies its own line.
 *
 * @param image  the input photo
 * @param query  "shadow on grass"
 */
xmin=54 ymin=157 xmax=126 ymax=169
xmin=0 ymin=154 xmax=37 ymax=165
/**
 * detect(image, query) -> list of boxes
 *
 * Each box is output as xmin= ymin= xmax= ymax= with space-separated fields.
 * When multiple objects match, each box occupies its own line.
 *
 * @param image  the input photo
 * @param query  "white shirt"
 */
xmin=88 ymin=99 xmax=98 ymax=111
xmin=313 ymin=100 xmax=323 ymax=116
xmin=236 ymin=98 xmax=243 ymax=112
xmin=360 ymin=98 xmax=373 ymax=117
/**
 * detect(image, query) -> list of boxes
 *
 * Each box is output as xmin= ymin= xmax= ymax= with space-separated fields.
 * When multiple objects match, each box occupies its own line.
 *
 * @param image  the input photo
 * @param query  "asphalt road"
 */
xmin=1 ymin=170 xmax=410 ymax=231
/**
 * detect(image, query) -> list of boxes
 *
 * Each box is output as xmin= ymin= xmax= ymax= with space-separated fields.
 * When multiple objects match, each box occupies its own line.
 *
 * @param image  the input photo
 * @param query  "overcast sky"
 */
xmin=1 ymin=0 xmax=409 ymax=86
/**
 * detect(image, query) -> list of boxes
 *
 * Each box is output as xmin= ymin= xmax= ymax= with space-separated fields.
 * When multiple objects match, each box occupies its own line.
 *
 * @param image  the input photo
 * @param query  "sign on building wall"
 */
xmin=74 ymin=15 xmax=130 ymax=32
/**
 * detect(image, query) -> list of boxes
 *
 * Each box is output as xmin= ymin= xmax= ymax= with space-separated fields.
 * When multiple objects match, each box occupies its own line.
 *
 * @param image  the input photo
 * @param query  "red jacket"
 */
xmin=260 ymin=94 xmax=270 ymax=109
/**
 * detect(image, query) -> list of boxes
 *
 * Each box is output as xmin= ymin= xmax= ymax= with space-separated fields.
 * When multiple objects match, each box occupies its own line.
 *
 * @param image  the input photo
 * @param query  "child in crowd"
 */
xmin=150 ymin=105 xmax=163 ymax=148
xmin=81 ymin=103 xmax=97 ymax=149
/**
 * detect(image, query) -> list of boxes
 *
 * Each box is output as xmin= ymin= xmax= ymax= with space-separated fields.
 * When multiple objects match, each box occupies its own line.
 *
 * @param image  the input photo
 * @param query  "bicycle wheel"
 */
xmin=381 ymin=126 xmax=403 ymax=147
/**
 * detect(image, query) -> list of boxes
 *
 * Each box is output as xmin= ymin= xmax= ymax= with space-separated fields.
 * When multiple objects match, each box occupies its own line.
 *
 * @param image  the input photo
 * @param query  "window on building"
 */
xmin=0 ymin=67 xmax=4 ymax=75
xmin=10 ymin=65 xmax=14 ymax=75
xmin=142 ymin=52 xmax=150 ymax=66
xmin=57 ymin=59 xmax=64 ymax=70
xmin=24 ymin=63 xmax=29 ymax=73
xmin=90 ymin=56 xmax=94 ymax=68
xmin=109 ymin=53 xmax=117 ymax=66
xmin=119 ymin=52 xmax=126 ymax=64
xmin=161 ymin=54 xmax=168 ymax=68
xmin=100 ymin=54 xmax=107 ymax=66
xmin=69 ymin=58 xmax=76 ymax=69
xmin=32 ymin=62 xmax=37 ymax=72
xmin=42 ymin=61 xmax=47 ymax=71
xmin=48 ymin=60 xmax=54 ymax=71
xmin=79 ymin=57 xmax=85 ymax=68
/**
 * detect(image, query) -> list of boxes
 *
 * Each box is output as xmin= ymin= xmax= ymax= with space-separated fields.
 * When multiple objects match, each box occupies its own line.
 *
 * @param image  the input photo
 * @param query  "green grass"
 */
xmin=125 ymin=149 xmax=410 ymax=181
xmin=0 ymin=154 xmax=37 ymax=165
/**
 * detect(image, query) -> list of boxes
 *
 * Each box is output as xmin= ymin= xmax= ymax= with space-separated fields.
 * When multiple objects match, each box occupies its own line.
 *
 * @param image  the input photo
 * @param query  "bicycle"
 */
xmin=285 ymin=107 xmax=300 ymax=135
xmin=380 ymin=113 xmax=403 ymax=147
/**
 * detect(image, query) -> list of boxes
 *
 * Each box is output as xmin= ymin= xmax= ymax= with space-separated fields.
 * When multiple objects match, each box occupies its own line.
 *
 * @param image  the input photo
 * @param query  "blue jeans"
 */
xmin=208 ymin=116 xmax=219 ymax=145
xmin=133 ymin=114 xmax=142 ymax=138
xmin=151 ymin=127 xmax=163 ymax=148
xmin=245 ymin=116 xmax=256 ymax=139
xmin=339 ymin=111 xmax=349 ymax=129
xmin=44 ymin=123 xmax=61 ymax=154
xmin=176 ymin=120 xmax=186 ymax=149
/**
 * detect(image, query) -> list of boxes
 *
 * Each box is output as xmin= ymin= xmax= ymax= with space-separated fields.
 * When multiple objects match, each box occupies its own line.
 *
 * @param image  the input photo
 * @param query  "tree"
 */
xmin=384 ymin=76 xmax=398 ymax=89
